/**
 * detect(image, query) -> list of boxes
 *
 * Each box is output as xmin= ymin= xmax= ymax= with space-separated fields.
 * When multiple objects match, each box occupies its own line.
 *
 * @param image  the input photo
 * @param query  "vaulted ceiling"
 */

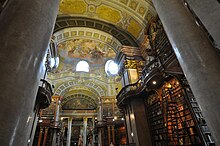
xmin=49 ymin=0 xmax=157 ymax=110
xmin=55 ymin=0 xmax=157 ymax=46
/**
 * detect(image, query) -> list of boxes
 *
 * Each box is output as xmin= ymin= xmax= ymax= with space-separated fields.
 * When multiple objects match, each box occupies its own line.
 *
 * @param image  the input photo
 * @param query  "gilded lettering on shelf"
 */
xmin=124 ymin=60 xmax=137 ymax=69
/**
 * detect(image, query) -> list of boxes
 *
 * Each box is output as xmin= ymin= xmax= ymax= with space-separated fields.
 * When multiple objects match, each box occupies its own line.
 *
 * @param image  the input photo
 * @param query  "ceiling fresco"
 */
xmin=58 ymin=0 xmax=157 ymax=40
xmin=53 ymin=38 xmax=116 ymax=74
xmin=59 ymin=39 xmax=115 ymax=61
xmin=54 ymin=27 xmax=122 ymax=52
xmin=47 ymin=0 xmax=157 ymax=110
xmin=62 ymin=94 xmax=97 ymax=110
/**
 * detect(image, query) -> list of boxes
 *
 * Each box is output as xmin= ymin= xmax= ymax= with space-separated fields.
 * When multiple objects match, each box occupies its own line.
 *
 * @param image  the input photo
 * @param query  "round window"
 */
xmin=105 ymin=60 xmax=118 ymax=76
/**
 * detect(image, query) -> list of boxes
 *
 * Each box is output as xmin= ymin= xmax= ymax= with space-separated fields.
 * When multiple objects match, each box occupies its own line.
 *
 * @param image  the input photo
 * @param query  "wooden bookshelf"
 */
xmin=145 ymin=78 xmax=205 ymax=146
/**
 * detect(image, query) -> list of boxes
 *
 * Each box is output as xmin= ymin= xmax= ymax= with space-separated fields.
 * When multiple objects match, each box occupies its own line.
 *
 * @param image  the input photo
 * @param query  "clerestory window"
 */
xmin=76 ymin=60 xmax=89 ymax=72
xmin=105 ymin=60 xmax=118 ymax=76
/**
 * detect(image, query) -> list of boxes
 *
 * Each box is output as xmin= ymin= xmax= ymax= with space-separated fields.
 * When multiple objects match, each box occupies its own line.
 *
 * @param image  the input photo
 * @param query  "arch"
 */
xmin=63 ymin=88 xmax=99 ymax=102
xmin=61 ymin=94 xmax=98 ymax=110
xmin=54 ymin=81 xmax=106 ymax=98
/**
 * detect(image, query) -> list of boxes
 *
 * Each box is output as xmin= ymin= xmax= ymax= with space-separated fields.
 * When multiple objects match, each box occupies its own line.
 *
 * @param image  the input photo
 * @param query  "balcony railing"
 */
xmin=117 ymin=77 xmax=144 ymax=106
xmin=116 ymin=23 xmax=179 ymax=106
xmin=142 ymin=59 xmax=160 ymax=80
xmin=117 ymin=59 xmax=160 ymax=106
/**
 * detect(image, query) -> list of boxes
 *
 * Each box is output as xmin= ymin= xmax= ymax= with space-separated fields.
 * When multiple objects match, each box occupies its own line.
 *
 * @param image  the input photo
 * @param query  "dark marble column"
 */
xmin=0 ymin=0 xmax=59 ymax=145
xmin=123 ymin=107 xmax=132 ymax=144
xmin=130 ymin=97 xmax=152 ymax=146
xmin=152 ymin=0 xmax=220 ymax=144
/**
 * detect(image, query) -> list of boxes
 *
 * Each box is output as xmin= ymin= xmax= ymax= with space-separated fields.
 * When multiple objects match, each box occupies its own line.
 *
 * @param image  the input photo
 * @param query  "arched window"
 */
xmin=105 ymin=60 xmax=118 ymax=76
xmin=76 ymin=60 xmax=89 ymax=72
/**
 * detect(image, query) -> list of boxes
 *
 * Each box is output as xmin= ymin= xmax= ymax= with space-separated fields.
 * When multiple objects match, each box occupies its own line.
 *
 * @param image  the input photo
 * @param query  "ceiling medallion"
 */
xmin=87 ymin=5 xmax=96 ymax=17
xmin=88 ymin=5 xmax=96 ymax=13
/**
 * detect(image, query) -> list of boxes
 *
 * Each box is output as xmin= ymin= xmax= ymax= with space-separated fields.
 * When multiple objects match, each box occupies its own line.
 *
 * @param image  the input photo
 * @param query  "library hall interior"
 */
xmin=0 ymin=0 xmax=220 ymax=146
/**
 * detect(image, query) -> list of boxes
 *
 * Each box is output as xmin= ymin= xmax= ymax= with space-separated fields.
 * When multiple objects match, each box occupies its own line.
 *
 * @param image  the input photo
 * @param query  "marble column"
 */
xmin=111 ymin=125 xmax=115 ymax=145
xmin=152 ymin=0 xmax=220 ymax=144
xmin=28 ymin=114 xmax=39 ymax=146
xmin=124 ymin=106 xmax=132 ymax=144
xmin=129 ymin=98 xmax=152 ymax=146
xmin=97 ymin=101 xmax=103 ymax=146
xmin=52 ymin=96 xmax=61 ymax=146
xmin=37 ymin=128 xmax=44 ymax=146
xmin=107 ymin=126 xmax=111 ymax=145
xmin=186 ymin=0 xmax=220 ymax=49
xmin=98 ymin=127 xmax=104 ymax=146
xmin=66 ymin=118 xmax=73 ymax=146
xmin=0 ymin=0 xmax=59 ymax=145
xmin=131 ymin=97 xmax=153 ymax=146
xmin=54 ymin=96 xmax=61 ymax=127
xmin=128 ymin=108 xmax=136 ymax=145
xmin=92 ymin=117 xmax=95 ymax=146
xmin=98 ymin=101 xmax=103 ymax=121
xmin=42 ymin=128 xmax=49 ymax=146
xmin=98 ymin=128 xmax=103 ymax=146
xmin=83 ymin=117 xmax=88 ymax=146
xmin=51 ymin=131 xmax=57 ymax=146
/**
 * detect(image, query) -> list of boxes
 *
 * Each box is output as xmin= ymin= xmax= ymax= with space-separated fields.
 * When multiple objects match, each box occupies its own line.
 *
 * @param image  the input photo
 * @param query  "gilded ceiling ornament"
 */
xmin=86 ymin=5 xmax=97 ymax=17
xmin=124 ymin=59 xmax=137 ymax=69
xmin=117 ymin=12 xmax=130 ymax=29
xmin=138 ymin=6 xmax=146 ymax=16
xmin=127 ymin=18 xmax=142 ymax=38
xmin=59 ymin=0 xmax=87 ymax=14
xmin=88 ymin=5 xmax=95 ymax=12
xmin=96 ymin=5 xmax=122 ymax=23
xmin=129 ymin=0 xmax=138 ymax=11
